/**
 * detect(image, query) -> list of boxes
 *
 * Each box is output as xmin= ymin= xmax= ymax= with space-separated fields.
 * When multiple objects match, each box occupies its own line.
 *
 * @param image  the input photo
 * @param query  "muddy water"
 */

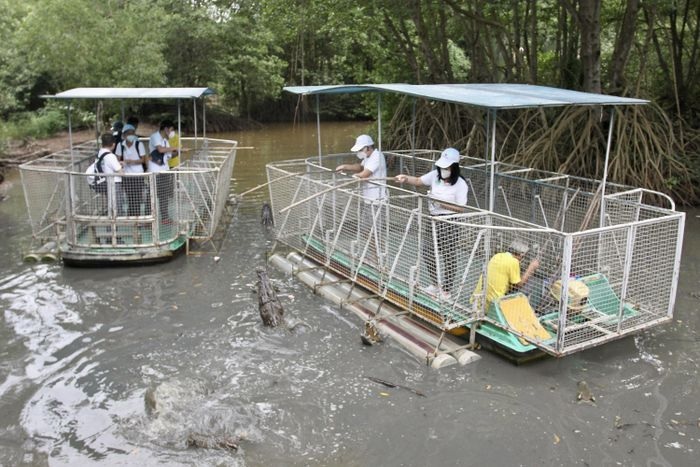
xmin=1 ymin=121 xmax=699 ymax=466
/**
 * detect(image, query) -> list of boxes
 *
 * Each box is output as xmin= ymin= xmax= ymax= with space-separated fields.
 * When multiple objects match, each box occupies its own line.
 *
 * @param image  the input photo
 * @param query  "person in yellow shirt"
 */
xmin=481 ymin=238 xmax=540 ymax=306
xmin=167 ymin=131 xmax=181 ymax=168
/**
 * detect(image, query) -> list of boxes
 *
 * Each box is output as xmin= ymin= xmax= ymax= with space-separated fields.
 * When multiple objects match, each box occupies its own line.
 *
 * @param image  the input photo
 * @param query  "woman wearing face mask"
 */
xmin=395 ymin=148 xmax=468 ymax=299
xmin=115 ymin=124 xmax=148 ymax=217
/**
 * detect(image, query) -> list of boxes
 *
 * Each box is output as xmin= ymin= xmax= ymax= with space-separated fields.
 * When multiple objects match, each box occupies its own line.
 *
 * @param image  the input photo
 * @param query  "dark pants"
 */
xmin=423 ymin=218 xmax=460 ymax=292
xmin=123 ymin=177 xmax=147 ymax=216
xmin=156 ymin=172 xmax=174 ymax=221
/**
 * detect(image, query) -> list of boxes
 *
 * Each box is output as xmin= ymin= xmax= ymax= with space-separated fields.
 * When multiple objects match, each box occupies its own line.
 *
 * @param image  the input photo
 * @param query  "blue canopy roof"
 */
xmin=283 ymin=83 xmax=647 ymax=109
xmin=44 ymin=87 xmax=216 ymax=100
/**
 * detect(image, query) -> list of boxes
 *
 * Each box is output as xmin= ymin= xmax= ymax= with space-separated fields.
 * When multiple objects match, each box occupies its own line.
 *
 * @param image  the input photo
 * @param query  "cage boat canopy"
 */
xmin=42 ymin=87 xmax=216 ymax=100
xmin=283 ymin=83 xmax=648 ymax=109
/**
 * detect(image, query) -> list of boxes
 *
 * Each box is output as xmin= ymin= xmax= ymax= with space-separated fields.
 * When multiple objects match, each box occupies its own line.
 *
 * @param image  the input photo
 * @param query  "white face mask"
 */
xmin=440 ymin=168 xmax=451 ymax=179
xmin=168 ymin=130 xmax=176 ymax=139
xmin=356 ymin=150 xmax=366 ymax=160
xmin=126 ymin=134 xmax=138 ymax=143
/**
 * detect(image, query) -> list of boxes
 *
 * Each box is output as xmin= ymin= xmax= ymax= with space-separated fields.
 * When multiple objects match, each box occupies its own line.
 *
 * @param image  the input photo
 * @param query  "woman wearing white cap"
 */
xmin=395 ymin=148 xmax=468 ymax=298
xmin=335 ymin=134 xmax=387 ymax=201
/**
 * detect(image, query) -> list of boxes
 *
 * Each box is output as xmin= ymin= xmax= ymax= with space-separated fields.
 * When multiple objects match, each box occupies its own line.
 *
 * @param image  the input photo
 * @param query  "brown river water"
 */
xmin=0 ymin=121 xmax=699 ymax=466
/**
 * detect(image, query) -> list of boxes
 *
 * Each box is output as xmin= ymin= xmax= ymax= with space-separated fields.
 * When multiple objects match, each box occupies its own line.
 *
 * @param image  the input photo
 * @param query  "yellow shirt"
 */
xmin=168 ymin=133 xmax=180 ymax=168
xmin=485 ymin=252 xmax=521 ymax=304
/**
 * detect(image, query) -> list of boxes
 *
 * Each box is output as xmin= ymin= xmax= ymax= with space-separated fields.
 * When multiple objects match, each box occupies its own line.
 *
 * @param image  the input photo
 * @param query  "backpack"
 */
xmin=117 ymin=139 xmax=149 ymax=172
xmin=86 ymin=151 xmax=111 ymax=193
xmin=118 ymin=141 xmax=141 ymax=159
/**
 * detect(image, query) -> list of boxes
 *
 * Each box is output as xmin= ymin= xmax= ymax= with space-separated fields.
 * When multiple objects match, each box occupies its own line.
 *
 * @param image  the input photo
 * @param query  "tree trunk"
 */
xmin=578 ymin=0 xmax=602 ymax=93
xmin=609 ymin=0 xmax=640 ymax=94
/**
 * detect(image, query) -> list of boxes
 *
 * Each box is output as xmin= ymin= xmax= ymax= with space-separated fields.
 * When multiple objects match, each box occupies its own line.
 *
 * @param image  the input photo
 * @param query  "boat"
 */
xmin=266 ymin=84 xmax=684 ymax=362
xmin=19 ymin=87 xmax=237 ymax=266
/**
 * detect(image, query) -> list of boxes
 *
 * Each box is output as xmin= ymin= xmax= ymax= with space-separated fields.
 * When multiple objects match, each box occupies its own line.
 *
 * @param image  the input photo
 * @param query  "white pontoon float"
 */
xmin=267 ymin=84 xmax=684 ymax=361
xmin=19 ymin=87 xmax=237 ymax=266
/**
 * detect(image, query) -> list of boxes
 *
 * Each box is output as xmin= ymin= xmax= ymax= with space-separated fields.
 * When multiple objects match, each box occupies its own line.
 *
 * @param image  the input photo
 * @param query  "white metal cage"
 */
xmin=19 ymin=137 xmax=237 ymax=262
xmin=267 ymin=152 xmax=684 ymax=357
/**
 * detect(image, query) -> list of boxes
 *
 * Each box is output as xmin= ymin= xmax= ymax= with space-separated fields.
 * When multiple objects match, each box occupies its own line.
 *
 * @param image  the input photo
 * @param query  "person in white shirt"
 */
xmin=334 ymin=134 xmax=388 ymax=266
xmin=148 ymin=120 xmax=179 ymax=224
xmin=115 ymin=124 xmax=148 ymax=216
xmin=396 ymin=148 xmax=468 ymax=298
xmin=335 ymin=134 xmax=387 ymax=201
xmin=96 ymin=133 xmax=124 ymax=216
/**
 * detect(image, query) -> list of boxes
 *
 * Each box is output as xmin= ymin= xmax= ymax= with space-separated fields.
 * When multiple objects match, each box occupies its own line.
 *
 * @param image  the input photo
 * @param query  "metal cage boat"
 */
xmin=19 ymin=87 xmax=237 ymax=266
xmin=267 ymin=84 xmax=684 ymax=360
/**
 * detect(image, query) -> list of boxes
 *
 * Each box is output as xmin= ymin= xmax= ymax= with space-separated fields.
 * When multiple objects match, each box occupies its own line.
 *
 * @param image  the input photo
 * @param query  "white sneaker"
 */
xmin=423 ymin=285 xmax=452 ymax=300
xmin=423 ymin=285 xmax=440 ymax=297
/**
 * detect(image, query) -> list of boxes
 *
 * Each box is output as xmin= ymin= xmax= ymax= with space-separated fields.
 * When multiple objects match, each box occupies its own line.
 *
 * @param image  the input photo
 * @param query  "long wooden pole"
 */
xmin=279 ymin=177 xmax=394 ymax=214
xmin=235 ymin=169 xmax=340 ymax=198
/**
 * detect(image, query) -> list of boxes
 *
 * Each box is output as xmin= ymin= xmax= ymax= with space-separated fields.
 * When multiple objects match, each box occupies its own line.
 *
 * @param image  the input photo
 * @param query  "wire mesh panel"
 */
xmin=268 ymin=151 xmax=684 ymax=357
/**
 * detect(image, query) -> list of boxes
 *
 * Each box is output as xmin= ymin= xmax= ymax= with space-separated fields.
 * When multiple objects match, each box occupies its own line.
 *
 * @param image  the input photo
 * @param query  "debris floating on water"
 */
xmin=366 ymin=376 xmax=426 ymax=397
xmin=360 ymin=321 xmax=382 ymax=345
xmin=576 ymin=380 xmax=595 ymax=404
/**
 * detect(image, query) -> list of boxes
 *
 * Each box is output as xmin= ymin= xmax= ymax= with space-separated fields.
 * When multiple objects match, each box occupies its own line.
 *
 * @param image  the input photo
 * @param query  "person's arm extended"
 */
xmin=395 ymin=174 xmax=424 ymax=186
xmin=516 ymin=259 xmax=540 ymax=287
xmin=335 ymin=162 xmax=363 ymax=173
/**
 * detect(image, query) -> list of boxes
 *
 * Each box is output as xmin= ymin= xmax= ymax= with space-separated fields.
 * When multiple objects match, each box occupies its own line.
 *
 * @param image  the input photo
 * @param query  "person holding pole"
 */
xmin=395 ymin=148 xmax=468 ymax=298
xmin=335 ymin=134 xmax=387 ymax=265
xmin=335 ymin=134 xmax=387 ymax=200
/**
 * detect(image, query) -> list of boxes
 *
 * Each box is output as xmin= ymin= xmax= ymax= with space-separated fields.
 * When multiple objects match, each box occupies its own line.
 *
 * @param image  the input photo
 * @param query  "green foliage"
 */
xmin=1 ymin=108 xmax=66 ymax=140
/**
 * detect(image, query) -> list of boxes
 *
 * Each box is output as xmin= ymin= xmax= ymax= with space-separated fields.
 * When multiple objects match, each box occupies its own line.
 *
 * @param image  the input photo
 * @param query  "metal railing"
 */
xmin=267 ymin=152 xmax=684 ymax=356
xmin=19 ymin=138 xmax=237 ymax=256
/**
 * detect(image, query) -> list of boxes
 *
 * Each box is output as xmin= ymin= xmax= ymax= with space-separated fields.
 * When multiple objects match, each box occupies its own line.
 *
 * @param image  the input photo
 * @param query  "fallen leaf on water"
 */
xmin=379 ymin=392 xmax=390 ymax=397
xmin=485 ymin=384 xmax=492 ymax=390
xmin=553 ymin=434 xmax=560 ymax=444
xmin=133 ymin=295 xmax=140 ymax=299
xmin=172 ymin=305 xmax=178 ymax=310
xmin=193 ymin=283 xmax=203 ymax=287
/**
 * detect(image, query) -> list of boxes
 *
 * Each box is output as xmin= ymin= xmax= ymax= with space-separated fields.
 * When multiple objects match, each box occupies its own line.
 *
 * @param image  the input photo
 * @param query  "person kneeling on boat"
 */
xmin=95 ymin=133 xmax=125 ymax=216
xmin=115 ymin=124 xmax=149 ymax=217
xmin=148 ymin=120 xmax=179 ymax=225
xmin=395 ymin=148 xmax=468 ymax=299
xmin=477 ymin=239 xmax=540 ymax=308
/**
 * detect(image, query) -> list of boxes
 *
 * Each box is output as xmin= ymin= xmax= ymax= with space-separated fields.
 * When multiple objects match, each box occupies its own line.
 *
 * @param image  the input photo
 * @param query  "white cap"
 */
xmin=435 ymin=148 xmax=460 ymax=168
xmin=351 ymin=134 xmax=374 ymax=152
xmin=509 ymin=238 xmax=529 ymax=255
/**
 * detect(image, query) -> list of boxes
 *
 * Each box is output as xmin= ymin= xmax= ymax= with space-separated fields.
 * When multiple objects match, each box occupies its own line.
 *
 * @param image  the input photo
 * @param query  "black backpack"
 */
xmin=88 ymin=151 xmax=111 ymax=193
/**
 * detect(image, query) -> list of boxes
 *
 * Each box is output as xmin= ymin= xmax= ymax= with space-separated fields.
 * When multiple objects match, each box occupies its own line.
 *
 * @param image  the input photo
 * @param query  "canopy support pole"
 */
xmin=488 ymin=109 xmax=498 ymax=211
xmin=95 ymin=101 xmax=100 ymax=146
xmin=67 ymin=101 xmax=74 ymax=165
xmin=377 ymin=94 xmax=382 ymax=151
xmin=193 ymin=98 xmax=198 ymax=150
xmin=410 ymin=97 xmax=417 ymax=176
xmin=599 ymin=107 xmax=615 ymax=228
xmin=316 ymin=94 xmax=322 ymax=164
xmin=202 ymin=99 xmax=207 ymax=141
xmin=177 ymin=99 xmax=182 ymax=155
